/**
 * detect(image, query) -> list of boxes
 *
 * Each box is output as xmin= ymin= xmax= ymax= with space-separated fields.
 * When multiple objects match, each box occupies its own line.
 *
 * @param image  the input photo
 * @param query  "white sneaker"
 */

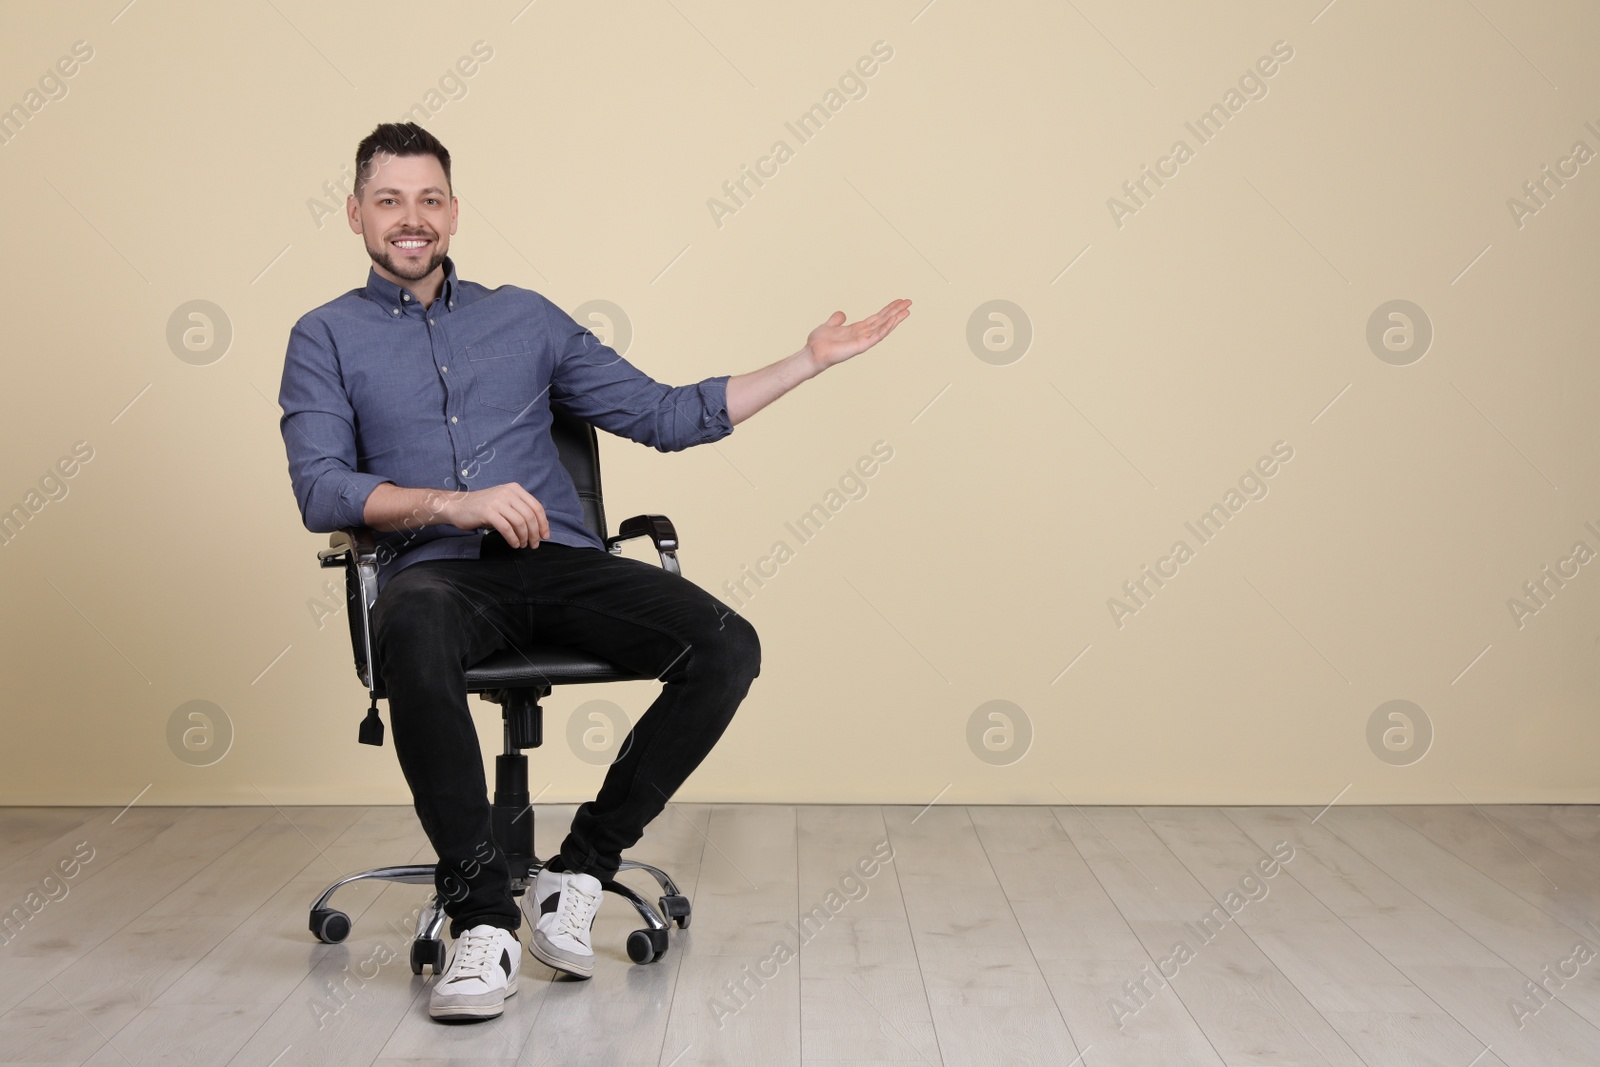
xmin=429 ymin=924 xmax=520 ymax=1022
xmin=527 ymin=866 xmax=603 ymax=979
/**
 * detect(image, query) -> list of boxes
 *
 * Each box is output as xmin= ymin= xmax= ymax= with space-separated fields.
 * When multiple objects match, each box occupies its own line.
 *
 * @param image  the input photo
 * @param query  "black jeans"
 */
xmin=369 ymin=534 xmax=761 ymax=938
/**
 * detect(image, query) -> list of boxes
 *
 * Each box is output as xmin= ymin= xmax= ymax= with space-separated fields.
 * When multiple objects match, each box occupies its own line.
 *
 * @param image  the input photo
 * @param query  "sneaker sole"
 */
xmin=429 ymin=976 xmax=518 ymax=1021
xmin=529 ymin=934 xmax=594 ymax=979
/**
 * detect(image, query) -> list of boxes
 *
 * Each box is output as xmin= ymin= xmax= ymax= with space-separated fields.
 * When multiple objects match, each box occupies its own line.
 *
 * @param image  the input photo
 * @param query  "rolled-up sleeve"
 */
xmin=544 ymin=297 xmax=733 ymax=453
xmin=278 ymin=317 xmax=391 ymax=532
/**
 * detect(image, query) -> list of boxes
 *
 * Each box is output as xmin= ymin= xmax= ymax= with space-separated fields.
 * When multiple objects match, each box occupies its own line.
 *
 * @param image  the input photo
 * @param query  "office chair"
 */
xmin=305 ymin=407 xmax=692 ymax=973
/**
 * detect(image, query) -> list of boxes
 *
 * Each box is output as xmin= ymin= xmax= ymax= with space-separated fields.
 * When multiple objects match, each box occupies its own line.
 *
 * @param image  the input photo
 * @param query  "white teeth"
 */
xmin=394 ymin=239 xmax=428 ymax=248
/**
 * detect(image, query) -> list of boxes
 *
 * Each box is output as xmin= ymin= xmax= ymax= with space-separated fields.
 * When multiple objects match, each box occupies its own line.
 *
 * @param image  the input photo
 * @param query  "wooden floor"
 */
xmin=0 ymin=804 xmax=1598 ymax=1066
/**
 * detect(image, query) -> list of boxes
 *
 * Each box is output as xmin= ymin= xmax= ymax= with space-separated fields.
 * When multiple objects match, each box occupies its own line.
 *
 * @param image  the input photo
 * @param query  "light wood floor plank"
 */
xmin=1497 ymin=805 xmax=1600 ymax=861
xmin=1323 ymin=1011 xmax=1511 ymax=1067
xmin=1222 ymin=808 xmax=1509 ymax=968
xmin=0 ymin=806 xmax=266 ymax=1030
xmin=1048 ymin=807 xmax=1218 ymax=925
xmin=75 ymin=1002 xmax=280 ymax=1066
xmin=661 ymin=804 xmax=801 ymax=1067
xmin=1139 ymin=806 xmax=1442 ymax=1016
xmin=1385 ymin=805 xmax=1600 ymax=944
xmin=1143 ymin=806 xmax=1504 ymax=1064
xmin=1480 ymin=804 xmax=1600 ymax=875
xmin=968 ymin=805 xmax=1148 ymax=963
xmin=971 ymin=806 xmax=1227 ymax=1066
xmin=1039 ymin=960 xmax=1227 ymax=1067
xmin=6 ymin=806 xmax=410 ymax=1065
xmin=154 ymin=806 xmax=419 ymax=1009
xmin=1316 ymin=807 xmax=1600 ymax=1034
xmin=1225 ymin=806 xmax=1600 ymax=1065
xmin=885 ymin=804 xmax=1083 ymax=1066
xmin=0 ymin=806 xmax=188 ymax=959
xmin=795 ymin=805 xmax=938 ymax=1063
xmin=1058 ymin=807 xmax=1364 ymax=1067
xmin=0 ymin=808 xmax=101 ymax=875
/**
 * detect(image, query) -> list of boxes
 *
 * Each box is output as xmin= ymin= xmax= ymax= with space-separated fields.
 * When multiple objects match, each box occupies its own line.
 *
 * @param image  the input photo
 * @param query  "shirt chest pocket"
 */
xmin=464 ymin=338 xmax=542 ymax=414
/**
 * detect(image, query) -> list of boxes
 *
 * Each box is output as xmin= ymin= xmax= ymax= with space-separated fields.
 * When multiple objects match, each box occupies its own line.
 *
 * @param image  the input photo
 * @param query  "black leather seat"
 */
xmin=464 ymin=644 xmax=651 ymax=689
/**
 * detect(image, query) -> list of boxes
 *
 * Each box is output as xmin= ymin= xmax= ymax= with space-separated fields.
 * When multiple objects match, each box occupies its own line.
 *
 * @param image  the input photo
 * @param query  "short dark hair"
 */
xmin=353 ymin=122 xmax=452 ymax=200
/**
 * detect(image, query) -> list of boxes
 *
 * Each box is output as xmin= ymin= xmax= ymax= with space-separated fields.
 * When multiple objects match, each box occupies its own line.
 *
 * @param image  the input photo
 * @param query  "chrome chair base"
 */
xmin=308 ymin=858 xmax=691 ymax=972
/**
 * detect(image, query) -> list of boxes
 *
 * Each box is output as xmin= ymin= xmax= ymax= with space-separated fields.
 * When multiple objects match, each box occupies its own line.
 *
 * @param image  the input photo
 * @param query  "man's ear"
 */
xmin=347 ymin=194 xmax=363 ymax=234
xmin=449 ymin=195 xmax=459 ymax=236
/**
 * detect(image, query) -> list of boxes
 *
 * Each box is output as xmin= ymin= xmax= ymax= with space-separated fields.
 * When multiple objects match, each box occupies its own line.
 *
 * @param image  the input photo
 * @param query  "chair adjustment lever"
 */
xmin=359 ymin=697 xmax=385 ymax=747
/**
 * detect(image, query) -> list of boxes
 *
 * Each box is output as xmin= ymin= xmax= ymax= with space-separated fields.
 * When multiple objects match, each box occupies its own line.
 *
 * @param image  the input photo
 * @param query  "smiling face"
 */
xmin=346 ymin=150 xmax=459 ymax=295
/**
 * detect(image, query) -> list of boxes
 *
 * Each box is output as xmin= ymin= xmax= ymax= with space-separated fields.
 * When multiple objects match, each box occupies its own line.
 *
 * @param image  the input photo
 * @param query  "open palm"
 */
xmin=807 ymin=299 xmax=912 ymax=370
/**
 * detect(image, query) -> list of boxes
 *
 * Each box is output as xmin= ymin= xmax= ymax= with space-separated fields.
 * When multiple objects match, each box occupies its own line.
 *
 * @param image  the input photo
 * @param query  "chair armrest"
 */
xmin=606 ymin=514 xmax=681 ymax=576
xmin=318 ymin=526 xmax=380 ymax=566
xmin=316 ymin=527 xmax=384 ymax=696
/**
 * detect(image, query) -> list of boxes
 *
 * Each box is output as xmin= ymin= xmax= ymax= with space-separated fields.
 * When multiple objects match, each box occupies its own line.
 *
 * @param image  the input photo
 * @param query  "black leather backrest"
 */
xmin=550 ymin=406 xmax=609 ymax=541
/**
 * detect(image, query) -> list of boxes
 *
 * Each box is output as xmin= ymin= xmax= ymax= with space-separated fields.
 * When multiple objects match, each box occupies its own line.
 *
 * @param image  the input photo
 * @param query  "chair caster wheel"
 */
xmin=627 ymin=928 xmax=669 ymax=963
xmin=410 ymin=937 xmax=447 ymax=975
xmin=660 ymin=894 xmax=691 ymax=929
xmin=310 ymin=908 xmax=351 ymax=944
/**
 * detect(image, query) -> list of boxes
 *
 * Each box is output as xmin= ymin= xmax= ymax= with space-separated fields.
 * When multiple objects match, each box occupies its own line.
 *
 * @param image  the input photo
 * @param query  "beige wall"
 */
xmin=2 ymin=1 xmax=1597 ymax=808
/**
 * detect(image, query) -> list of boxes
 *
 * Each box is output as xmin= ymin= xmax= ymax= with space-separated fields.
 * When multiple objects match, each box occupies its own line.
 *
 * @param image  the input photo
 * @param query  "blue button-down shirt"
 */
xmin=278 ymin=256 xmax=732 ymax=592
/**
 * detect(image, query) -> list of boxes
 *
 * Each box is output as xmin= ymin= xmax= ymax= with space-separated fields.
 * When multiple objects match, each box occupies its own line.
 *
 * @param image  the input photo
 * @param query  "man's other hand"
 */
xmin=804 ymin=298 xmax=912 ymax=372
xmin=445 ymin=483 xmax=551 ymax=548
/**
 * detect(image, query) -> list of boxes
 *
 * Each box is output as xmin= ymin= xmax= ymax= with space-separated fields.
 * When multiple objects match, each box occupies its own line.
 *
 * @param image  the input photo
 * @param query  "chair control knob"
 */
xmin=508 ymin=697 xmax=542 ymax=750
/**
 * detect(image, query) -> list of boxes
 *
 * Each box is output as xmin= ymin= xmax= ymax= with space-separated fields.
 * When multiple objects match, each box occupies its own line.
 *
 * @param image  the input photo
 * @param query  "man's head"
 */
xmin=347 ymin=122 xmax=458 ymax=290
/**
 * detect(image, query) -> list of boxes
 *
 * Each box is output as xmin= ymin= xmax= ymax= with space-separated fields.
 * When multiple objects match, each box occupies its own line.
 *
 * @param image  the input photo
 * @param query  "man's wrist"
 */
xmin=426 ymin=488 xmax=461 ymax=528
xmin=798 ymin=344 xmax=829 ymax=380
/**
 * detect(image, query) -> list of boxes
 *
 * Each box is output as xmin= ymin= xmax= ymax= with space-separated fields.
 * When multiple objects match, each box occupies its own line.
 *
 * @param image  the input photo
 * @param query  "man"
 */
xmin=278 ymin=122 xmax=910 ymax=1023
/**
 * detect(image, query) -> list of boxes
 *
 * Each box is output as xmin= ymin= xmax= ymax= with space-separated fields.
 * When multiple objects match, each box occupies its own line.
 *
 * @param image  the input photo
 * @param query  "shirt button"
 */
xmin=402 ymin=294 xmax=410 ymax=301
xmin=429 ymin=318 xmax=435 ymax=325
xmin=391 ymin=308 xmax=399 ymax=315
xmin=441 ymin=366 xmax=448 ymax=372
xmin=450 ymin=416 xmax=458 ymax=424
xmin=461 ymin=469 xmax=469 ymax=477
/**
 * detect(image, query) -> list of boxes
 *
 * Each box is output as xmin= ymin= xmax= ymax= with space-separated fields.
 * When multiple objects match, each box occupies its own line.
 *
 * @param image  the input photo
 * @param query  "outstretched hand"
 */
xmin=805 ymin=299 xmax=912 ymax=372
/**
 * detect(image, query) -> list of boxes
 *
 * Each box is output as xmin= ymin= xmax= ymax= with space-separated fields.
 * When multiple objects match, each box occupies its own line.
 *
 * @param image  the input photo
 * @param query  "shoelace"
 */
xmin=445 ymin=929 xmax=502 ymax=983
xmin=554 ymin=879 xmax=600 ymax=944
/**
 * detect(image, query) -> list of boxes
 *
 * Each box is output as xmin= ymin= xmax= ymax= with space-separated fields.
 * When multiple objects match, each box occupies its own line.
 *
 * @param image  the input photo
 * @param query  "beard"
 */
xmin=367 ymin=231 xmax=447 ymax=283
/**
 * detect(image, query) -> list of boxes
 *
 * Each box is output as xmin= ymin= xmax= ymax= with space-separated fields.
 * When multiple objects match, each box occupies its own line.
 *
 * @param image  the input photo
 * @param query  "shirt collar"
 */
xmin=364 ymin=254 xmax=460 ymax=315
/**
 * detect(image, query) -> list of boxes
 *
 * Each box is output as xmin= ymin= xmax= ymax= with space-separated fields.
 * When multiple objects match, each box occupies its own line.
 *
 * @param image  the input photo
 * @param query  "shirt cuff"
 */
xmin=334 ymin=470 xmax=392 ymax=530
xmin=699 ymin=375 xmax=733 ymax=443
